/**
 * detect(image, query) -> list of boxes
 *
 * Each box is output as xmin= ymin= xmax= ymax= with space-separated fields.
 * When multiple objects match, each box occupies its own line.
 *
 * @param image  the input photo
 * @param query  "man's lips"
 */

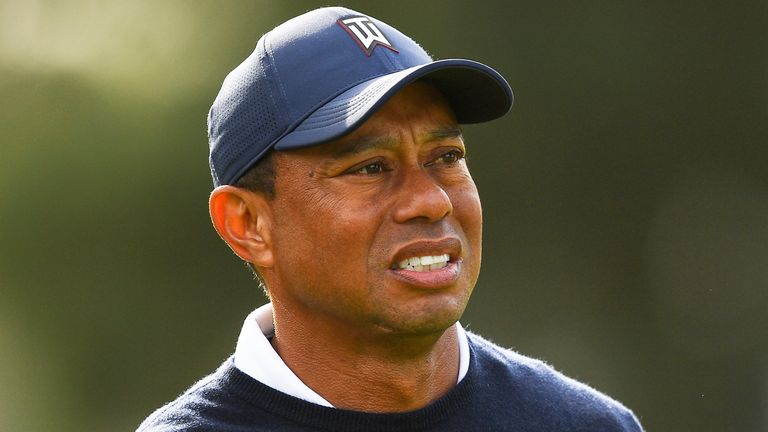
xmin=389 ymin=238 xmax=462 ymax=268
xmin=387 ymin=238 xmax=462 ymax=288
xmin=388 ymin=261 xmax=462 ymax=288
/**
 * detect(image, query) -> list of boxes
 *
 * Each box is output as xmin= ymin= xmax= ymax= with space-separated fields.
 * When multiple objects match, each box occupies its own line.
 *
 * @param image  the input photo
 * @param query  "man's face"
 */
xmin=265 ymin=82 xmax=482 ymax=336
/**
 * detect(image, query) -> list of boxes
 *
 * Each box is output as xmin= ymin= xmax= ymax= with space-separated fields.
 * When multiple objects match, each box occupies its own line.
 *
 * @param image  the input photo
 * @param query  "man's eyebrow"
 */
xmin=332 ymin=134 xmax=399 ymax=158
xmin=426 ymin=127 xmax=463 ymax=141
xmin=332 ymin=126 xmax=463 ymax=158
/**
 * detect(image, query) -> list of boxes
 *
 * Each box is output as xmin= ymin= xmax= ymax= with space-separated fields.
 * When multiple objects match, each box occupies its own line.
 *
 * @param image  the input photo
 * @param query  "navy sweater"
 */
xmin=138 ymin=333 xmax=643 ymax=431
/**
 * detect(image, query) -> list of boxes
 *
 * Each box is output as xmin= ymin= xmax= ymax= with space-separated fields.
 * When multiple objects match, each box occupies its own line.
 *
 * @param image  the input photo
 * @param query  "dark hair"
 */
xmin=231 ymin=151 xmax=276 ymax=292
xmin=233 ymin=150 xmax=276 ymax=199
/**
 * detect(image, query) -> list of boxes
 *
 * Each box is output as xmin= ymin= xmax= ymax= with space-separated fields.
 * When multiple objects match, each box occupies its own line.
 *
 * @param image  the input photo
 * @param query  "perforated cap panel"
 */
xmin=208 ymin=39 xmax=283 ymax=186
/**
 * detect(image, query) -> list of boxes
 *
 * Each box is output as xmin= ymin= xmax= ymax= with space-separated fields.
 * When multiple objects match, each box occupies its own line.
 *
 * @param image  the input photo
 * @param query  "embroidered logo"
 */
xmin=338 ymin=16 xmax=398 ymax=56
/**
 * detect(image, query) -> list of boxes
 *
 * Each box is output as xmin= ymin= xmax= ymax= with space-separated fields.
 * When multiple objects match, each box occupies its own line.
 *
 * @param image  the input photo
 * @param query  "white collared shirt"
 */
xmin=233 ymin=303 xmax=470 ymax=407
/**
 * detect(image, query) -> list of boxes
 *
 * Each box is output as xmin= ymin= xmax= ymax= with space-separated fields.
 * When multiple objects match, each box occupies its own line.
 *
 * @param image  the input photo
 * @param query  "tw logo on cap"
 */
xmin=338 ymin=16 xmax=398 ymax=56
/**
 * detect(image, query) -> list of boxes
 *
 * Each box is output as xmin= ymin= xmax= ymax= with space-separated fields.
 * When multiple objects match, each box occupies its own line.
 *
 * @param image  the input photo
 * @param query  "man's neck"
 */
xmin=269 ymin=302 xmax=461 ymax=413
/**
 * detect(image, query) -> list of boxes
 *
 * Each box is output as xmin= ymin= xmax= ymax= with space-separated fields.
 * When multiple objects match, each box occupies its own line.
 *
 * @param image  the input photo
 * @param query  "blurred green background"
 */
xmin=1 ymin=1 xmax=766 ymax=431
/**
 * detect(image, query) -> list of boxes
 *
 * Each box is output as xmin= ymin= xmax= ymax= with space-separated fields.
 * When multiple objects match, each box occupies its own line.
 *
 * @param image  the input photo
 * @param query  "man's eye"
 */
xmin=354 ymin=162 xmax=385 ymax=175
xmin=441 ymin=150 xmax=463 ymax=164
xmin=428 ymin=149 xmax=464 ymax=166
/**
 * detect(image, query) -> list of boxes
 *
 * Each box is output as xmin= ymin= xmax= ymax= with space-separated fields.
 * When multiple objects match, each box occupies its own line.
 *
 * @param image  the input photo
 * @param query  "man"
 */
xmin=138 ymin=7 xmax=643 ymax=431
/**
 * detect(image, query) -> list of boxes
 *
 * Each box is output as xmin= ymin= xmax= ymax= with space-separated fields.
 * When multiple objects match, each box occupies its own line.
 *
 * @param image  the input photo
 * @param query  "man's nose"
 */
xmin=392 ymin=167 xmax=453 ymax=224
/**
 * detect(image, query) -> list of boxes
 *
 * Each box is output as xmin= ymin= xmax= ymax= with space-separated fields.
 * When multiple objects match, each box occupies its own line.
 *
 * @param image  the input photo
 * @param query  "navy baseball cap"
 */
xmin=208 ymin=6 xmax=513 ymax=186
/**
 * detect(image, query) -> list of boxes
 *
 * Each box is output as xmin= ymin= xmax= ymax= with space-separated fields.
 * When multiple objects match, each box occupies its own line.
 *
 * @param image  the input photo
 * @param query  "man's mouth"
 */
xmin=388 ymin=238 xmax=462 ymax=287
xmin=395 ymin=254 xmax=450 ymax=272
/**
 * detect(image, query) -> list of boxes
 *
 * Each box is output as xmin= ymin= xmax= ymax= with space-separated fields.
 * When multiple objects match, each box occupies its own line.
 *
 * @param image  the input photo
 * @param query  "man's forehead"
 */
xmin=327 ymin=126 xmax=464 ymax=158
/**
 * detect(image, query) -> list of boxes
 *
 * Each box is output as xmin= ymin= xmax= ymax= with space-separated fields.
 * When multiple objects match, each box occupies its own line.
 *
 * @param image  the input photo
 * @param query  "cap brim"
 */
xmin=274 ymin=59 xmax=513 ymax=150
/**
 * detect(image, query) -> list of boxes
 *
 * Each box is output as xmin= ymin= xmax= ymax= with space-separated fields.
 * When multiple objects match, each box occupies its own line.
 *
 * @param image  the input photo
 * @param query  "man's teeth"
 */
xmin=396 ymin=254 xmax=450 ymax=272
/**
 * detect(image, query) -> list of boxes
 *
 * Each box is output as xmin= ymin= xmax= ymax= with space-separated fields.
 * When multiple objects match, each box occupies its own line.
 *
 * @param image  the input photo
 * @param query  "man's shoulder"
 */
xmin=136 ymin=357 xmax=255 ymax=432
xmin=466 ymin=332 xmax=643 ymax=431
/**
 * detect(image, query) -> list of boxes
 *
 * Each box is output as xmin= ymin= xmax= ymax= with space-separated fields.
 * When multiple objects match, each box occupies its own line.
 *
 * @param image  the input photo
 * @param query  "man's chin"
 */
xmin=371 ymin=302 xmax=468 ymax=338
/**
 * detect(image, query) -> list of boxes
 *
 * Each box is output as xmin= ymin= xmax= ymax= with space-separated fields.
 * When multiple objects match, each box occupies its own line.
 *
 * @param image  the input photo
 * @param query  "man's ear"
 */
xmin=209 ymin=186 xmax=274 ymax=268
